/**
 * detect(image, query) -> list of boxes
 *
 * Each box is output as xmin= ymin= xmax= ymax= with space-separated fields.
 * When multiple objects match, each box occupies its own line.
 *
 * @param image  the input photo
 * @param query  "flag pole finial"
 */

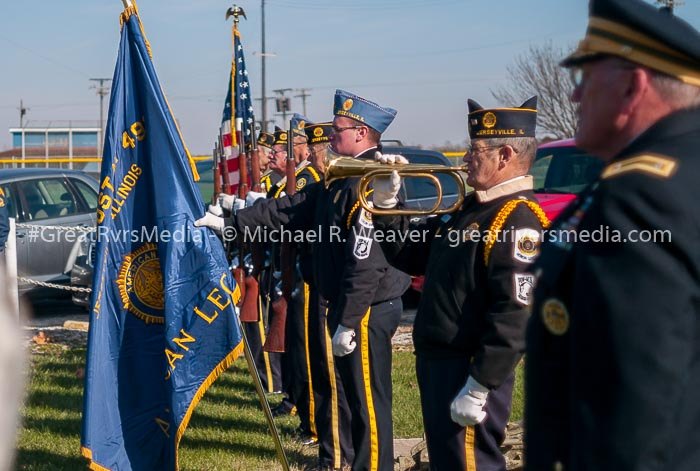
xmin=121 ymin=0 xmax=133 ymax=9
xmin=226 ymin=5 xmax=247 ymax=24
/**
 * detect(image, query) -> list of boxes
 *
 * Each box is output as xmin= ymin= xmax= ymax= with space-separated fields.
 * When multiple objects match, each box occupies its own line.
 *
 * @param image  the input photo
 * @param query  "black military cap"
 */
xmin=257 ymin=131 xmax=275 ymax=149
xmin=272 ymin=127 xmax=288 ymax=146
xmin=305 ymin=122 xmax=332 ymax=145
xmin=468 ymin=97 xmax=537 ymax=139
xmin=562 ymin=0 xmax=700 ymax=86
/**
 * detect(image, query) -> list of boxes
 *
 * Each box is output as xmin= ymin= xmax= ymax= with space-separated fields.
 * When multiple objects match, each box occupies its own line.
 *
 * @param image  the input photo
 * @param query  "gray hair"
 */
xmin=487 ymin=137 xmax=538 ymax=168
xmin=650 ymin=72 xmax=700 ymax=108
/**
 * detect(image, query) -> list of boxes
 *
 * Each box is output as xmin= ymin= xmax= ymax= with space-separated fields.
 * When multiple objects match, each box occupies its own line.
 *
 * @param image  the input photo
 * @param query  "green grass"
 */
xmin=17 ymin=346 xmax=523 ymax=470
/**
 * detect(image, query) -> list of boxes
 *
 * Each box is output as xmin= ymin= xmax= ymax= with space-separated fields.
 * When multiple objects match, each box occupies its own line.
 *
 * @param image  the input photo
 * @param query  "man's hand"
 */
xmin=332 ymin=325 xmax=356 ymax=357
xmin=218 ymin=193 xmax=237 ymax=211
xmin=246 ymin=191 xmax=267 ymax=207
xmin=450 ymin=376 xmax=489 ymax=426
xmin=374 ymin=151 xmax=409 ymax=165
xmin=373 ymin=170 xmax=401 ymax=209
xmin=194 ymin=213 xmax=225 ymax=234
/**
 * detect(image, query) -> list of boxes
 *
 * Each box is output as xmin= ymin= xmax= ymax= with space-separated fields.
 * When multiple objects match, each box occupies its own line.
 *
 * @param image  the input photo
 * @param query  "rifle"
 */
xmin=239 ymin=122 xmax=263 ymax=323
xmin=264 ymin=119 xmax=296 ymax=353
xmin=212 ymin=141 xmax=221 ymax=205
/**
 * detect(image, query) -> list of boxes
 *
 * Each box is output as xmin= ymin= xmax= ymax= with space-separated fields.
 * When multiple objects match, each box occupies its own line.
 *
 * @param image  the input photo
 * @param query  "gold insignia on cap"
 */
xmin=483 ymin=112 xmax=497 ymax=129
xmin=298 ymin=120 xmax=305 ymax=129
xmin=314 ymin=127 xmax=323 ymax=137
xmin=280 ymin=132 xmax=288 ymax=141
xmin=541 ymin=298 xmax=569 ymax=335
xmin=343 ymin=99 xmax=354 ymax=111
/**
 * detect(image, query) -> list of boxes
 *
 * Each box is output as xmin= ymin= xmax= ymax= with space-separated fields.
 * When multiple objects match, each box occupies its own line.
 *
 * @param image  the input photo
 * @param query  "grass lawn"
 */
xmin=17 ymin=344 xmax=523 ymax=470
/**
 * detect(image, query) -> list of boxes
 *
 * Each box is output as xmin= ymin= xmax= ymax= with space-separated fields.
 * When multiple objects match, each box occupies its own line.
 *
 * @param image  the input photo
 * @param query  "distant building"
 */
xmin=1 ymin=121 xmax=101 ymax=171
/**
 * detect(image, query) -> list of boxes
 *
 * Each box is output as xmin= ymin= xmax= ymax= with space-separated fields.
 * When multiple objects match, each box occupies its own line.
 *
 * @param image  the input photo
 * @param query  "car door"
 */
xmin=15 ymin=177 xmax=91 ymax=285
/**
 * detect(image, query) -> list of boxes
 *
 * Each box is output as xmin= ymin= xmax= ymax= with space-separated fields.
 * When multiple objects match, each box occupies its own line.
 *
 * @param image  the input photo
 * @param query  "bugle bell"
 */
xmin=324 ymin=157 xmax=466 ymax=215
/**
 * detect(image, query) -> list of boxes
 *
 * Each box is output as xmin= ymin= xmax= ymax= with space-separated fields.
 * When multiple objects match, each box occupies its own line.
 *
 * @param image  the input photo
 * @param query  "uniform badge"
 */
xmin=541 ymin=298 xmax=569 ymax=335
xmin=358 ymin=207 xmax=373 ymax=228
xmin=483 ymin=112 xmax=497 ymax=129
xmin=116 ymin=243 xmax=165 ymax=324
xmin=343 ymin=98 xmax=354 ymax=111
xmin=513 ymin=227 xmax=541 ymax=263
xmin=314 ymin=127 xmax=323 ymax=137
xmin=514 ymin=273 xmax=534 ymax=306
xmin=353 ymin=236 xmax=372 ymax=260
xmin=296 ymin=177 xmax=307 ymax=190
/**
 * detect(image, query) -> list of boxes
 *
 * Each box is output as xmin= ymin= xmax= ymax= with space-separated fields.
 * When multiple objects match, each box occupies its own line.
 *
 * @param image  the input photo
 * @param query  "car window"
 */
xmin=533 ymin=146 xmax=603 ymax=194
xmin=72 ymin=179 xmax=98 ymax=211
xmin=19 ymin=178 xmax=77 ymax=220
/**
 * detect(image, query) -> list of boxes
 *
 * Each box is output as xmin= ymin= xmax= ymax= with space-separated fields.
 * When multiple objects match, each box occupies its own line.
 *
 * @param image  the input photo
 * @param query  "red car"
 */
xmin=532 ymin=138 xmax=602 ymax=220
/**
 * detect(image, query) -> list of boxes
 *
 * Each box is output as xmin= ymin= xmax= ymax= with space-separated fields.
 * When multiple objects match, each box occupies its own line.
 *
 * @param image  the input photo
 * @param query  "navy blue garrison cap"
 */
xmin=562 ymin=0 xmax=700 ymax=86
xmin=468 ymin=97 xmax=538 ymax=139
xmin=333 ymin=89 xmax=397 ymax=133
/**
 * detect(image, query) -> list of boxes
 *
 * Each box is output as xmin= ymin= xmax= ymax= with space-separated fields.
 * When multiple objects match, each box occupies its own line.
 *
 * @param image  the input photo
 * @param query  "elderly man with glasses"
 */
xmin=371 ymin=98 xmax=548 ymax=471
xmin=525 ymin=1 xmax=700 ymax=470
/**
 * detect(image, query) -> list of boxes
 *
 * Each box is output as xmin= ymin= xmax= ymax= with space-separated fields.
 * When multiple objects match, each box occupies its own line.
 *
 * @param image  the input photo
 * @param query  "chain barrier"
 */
xmin=16 ymin=222 xmax=95 ymax=293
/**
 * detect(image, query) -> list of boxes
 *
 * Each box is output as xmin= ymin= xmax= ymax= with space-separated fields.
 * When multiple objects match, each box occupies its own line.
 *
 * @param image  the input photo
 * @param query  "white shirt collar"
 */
xmin=475 ymin=175 xmax=534 ymax=203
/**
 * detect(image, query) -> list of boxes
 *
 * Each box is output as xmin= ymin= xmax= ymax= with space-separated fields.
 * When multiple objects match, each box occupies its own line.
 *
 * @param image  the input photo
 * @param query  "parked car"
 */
xmin=533 ymin=138 xmax=603 ymax=220
xmin=0 ymin=169 xmax=98 ymax=297
xmin=70 ymin=147 xmax=459 ymax=308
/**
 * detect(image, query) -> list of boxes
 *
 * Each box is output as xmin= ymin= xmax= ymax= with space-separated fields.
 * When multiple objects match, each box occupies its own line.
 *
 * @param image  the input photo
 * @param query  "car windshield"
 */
xmin=532 ymin=145 xmax=603 ymax=194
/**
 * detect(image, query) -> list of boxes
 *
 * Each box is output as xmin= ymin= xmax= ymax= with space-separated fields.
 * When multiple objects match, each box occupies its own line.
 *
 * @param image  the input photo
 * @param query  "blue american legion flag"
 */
xmin=219 ymin=22 xmax=256 ymax=194
xmin=81 ymin=6 xmax=243 ymax=470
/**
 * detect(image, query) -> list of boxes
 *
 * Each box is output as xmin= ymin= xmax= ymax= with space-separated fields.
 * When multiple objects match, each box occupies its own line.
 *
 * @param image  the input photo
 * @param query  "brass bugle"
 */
xmin=324 ymin=157 xmax=467 ymax=216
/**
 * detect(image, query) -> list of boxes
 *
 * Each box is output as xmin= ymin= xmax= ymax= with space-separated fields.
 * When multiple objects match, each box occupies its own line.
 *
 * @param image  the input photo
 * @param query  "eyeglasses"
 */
xmin=569 ymin=67 xmax=585 ymax=88
xmin=330 ymin=125 xmax=362 ymax=134
xmin=465 ymin=144 xmax=502 ymax=156
xmin=569 ymin=59 xmax=638 ymax=89
xmin=270 ymin=149 xmax=287 ymax=156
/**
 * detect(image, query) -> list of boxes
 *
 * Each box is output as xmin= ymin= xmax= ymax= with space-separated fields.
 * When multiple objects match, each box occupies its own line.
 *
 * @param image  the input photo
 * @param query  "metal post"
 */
xmin=90 ymin=78 xmax=112 ymax=158
xmin=6 ymin=218 xmax=19 ymax=319
xmin=295 ymin=88 xmax=310 ymax=116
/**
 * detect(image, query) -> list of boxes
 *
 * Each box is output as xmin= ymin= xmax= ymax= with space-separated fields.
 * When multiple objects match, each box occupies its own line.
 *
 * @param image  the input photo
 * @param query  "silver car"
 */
xmin=0 ymin=169 xmax=98 ymax=296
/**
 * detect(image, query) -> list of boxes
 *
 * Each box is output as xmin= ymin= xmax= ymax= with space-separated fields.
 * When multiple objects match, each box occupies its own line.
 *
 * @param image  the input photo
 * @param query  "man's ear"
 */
xmin=499 ymin=145 xmax=516 ymax=167
xmin=356 ymin=125 xmax=369 ymax=142
xmin=621 ymin=68 xmax=650 ymax=116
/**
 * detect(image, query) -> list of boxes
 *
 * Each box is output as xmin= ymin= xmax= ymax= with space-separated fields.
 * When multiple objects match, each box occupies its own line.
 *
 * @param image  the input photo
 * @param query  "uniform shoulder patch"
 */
xmin=513 ymin=227 xmax=541 ymax=263
xmin=353 ymin=235 xmax=372 ymax=260
xmin=601 ymin=154 xmax=678 ymax=180
xmin=514 ymin=273 xmax=535 ymax=306
xmin=358 ymin=206 xmax=373 ymax=228
xmin=296 ymin=177 xmax=307 ymax=190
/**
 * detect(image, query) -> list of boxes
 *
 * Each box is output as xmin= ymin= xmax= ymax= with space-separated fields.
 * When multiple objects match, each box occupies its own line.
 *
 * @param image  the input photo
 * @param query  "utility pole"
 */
xmin=656 ymin=0 xmax=683 ymax=12
xmin=261 ymin=0 xmax=267 ymax=132
xmin=255 ymin=97 xmax=276 ymax=130
xmin=295 ymin=88 xmax=311 ymax=116
xmin=18 ymin=100 xmax=29 ymax=128
xmin=90 ymin=78 xmax=112 ymax=155
xmin=273 ymin=88 xmax=292 ymax=124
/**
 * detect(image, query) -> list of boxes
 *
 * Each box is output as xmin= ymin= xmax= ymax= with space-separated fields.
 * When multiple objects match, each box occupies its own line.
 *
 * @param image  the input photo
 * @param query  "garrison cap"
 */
xmin=291 ymin=113 xmax=309 ymax=140
xmin=561 ymin=0 xmax=700 ymax=86
xmin=333 ymin=89 xmax=397 ymax=133
xmin=468 ymin=97 xmax=537 ymax=139
xmin=305 ymin=121 xmax=332 ymax=145
xmin=257 ymin=131 xmax=275 ymax=149
xmin=272 ymin=126 xmax=288 ymax=146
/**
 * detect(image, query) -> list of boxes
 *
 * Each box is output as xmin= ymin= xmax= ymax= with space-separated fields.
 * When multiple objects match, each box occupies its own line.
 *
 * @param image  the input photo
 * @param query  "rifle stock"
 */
xmin=264 ymin=119 xmax=297 ymax=353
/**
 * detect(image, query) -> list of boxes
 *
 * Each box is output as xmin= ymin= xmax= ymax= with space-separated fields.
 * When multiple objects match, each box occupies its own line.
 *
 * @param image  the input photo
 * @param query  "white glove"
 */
xmin=218 ymin=193 xmax=237 ymax=211
xmin=332 ymin=325 xmax=356 ymax=357
xmin=194 ymin=212 xmax=225 ymax=234
xmin=373 ymin=170 xmax=401 ymax=209
xmin=246 ymin=191 xmax=267 ymax=207
xmin=233 ymin=198 xmax=246 ymax=212
xmin=208 ymin=203 xmax=224 ymax=217
xmin=450 ymin=376 xmax=489 ymax=426
xmin=374 ymin=151 xmax=409 ymax=165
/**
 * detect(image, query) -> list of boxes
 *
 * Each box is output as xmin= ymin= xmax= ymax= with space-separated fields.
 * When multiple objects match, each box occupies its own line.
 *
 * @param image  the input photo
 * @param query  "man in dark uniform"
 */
xmin=196 ymin=90 xmax=410 ymax=471
xmin=525 ymin=2 xmax=700 ymax=470
xmin=301 ymin=120 xmax=355 ymax=468
xmin=257 ymin=130 xmax=280 ymax=193
xmin=372 ymin=98 xmax=547 ymax=470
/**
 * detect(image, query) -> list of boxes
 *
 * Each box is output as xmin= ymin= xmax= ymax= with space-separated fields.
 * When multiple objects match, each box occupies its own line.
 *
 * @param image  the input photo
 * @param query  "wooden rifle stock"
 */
xmin=264 ymin=120 xmax=297 ymax=352
xmin=212 ymin=141 xmax=221 ymax=204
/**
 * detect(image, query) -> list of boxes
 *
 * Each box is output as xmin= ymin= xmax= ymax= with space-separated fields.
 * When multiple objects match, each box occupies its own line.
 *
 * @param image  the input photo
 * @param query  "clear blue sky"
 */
xmin=1 ymin=0 xmax=698 ymax=154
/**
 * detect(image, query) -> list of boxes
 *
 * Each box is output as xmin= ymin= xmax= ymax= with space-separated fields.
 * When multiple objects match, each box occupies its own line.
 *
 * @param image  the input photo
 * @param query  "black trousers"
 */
xmin=309 ymin=289 xmax=353 ymax=468
xmin=331 ymin=298 xmax=402 ymax=471
xmin=416 ymin=354 xmax=514 ymax=471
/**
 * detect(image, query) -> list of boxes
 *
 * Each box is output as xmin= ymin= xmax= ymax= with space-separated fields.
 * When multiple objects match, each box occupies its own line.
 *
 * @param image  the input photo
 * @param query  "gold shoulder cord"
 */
xmin=484 ymin=199 xmax=550 ymax=266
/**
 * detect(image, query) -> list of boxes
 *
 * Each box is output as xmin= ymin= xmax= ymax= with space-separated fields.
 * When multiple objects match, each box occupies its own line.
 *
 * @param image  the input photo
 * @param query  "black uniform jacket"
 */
xmin=266 ymin=161 xmax=321 ymax=199
xmin=374 ymin=177 xmax=547 ymax=389
xmin=260 ymin=170 xmax=282 ymax=194
xmin=231 ymin=147 xmax=410 ymax=329
xmin=525 ymin=107 xmax=700 ymax=471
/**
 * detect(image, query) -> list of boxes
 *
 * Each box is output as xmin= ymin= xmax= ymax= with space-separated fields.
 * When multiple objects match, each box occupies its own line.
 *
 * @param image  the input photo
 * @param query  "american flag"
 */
xmin=219 ymin=24 xmax=255 ymax=194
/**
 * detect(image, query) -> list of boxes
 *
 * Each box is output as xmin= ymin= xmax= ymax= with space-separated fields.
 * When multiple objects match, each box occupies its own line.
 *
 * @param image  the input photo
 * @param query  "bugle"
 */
xmin=324 ymin=157 xmax=467 ymax=215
